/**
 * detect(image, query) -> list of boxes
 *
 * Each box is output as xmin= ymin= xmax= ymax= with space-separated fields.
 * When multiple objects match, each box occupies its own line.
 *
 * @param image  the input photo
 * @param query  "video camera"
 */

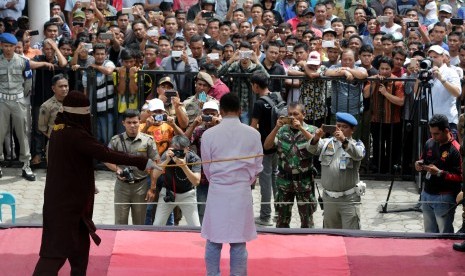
xmin=418 ymin=58 xmax=433 ymax=82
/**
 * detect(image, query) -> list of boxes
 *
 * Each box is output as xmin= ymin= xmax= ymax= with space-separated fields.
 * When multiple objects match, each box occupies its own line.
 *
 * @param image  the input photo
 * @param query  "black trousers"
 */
xmin=33 ymin=220 xmax=91 ymax=276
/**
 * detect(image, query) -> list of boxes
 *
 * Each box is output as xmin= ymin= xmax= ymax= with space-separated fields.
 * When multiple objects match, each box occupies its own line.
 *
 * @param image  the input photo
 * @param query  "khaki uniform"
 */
xmin=307 ymin=137 xmax=365 ymax=229
xmin=38 ymin=96 xmax=63 ymax=160
xmin=108 ymin=132 xmax=159 ymax=225
xmin=0 ymin=53 xmax=32 ymax=163
xmin=38 ymin=96 xmax=62 ymax=138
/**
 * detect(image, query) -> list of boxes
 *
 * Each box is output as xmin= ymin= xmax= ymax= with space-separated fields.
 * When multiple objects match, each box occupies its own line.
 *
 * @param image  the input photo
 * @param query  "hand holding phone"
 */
xmin=322 ymin=124 xmax=338 ymax=134
xmin=280 ymin=116 xmax=293 ymax=125
xmin=29 ymin=30 xmax=40 ymax=36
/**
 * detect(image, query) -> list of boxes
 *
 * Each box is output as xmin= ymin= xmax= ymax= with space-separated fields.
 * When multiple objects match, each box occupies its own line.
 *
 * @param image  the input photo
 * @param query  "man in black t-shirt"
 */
xmin=250 ymin=71 xmax=278 ymax=226
xmin=415 ymin=115 xmax=462 ymax=234
xmin=151 ymin=135 xmax=202 ymax=227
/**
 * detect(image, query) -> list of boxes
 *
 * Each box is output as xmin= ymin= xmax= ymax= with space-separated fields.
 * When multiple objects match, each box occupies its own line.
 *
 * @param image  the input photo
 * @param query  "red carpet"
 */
xmin=1 ymin=228 xmax=464 ymax=275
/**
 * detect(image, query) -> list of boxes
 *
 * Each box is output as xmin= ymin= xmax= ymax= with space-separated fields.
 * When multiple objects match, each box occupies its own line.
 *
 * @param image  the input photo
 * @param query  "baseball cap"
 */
xmin=301 ymin=8 xmax=314 ymax=17
xmin=307 ymin=51 xmax=321 ymax=65
xmin=439 ymin=4 xmax=452 ymax=14
xmin=428 ymin=45 xmax=445 ymax=55
xmin=147 ymin=98 xmax=165 ymax=112
xmin=323 ymin=28 xmax=337 ymax=37
xmin=202 ymin=101 xmax=219 ymax=111
xmin=158 ymin=76 xmax=174 ymax=87
xmin=73 ymin=10 xmax=86 ymax=19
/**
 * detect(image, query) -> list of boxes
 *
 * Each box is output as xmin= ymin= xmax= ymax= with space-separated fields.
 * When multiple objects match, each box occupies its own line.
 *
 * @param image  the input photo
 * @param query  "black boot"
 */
xmin=453 ymin=241 xmax=465 ymax=252
xmin=22 ymin=161 xmax=36 ymax=181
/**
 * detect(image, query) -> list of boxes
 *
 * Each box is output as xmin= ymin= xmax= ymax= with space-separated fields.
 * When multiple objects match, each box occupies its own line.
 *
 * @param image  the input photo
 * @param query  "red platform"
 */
xmin=1 ymin=227 xmax=465 ymax=275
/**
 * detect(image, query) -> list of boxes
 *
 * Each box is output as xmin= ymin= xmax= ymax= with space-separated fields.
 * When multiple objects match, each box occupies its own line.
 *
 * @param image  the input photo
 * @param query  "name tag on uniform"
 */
xmin=339 ymin=158 xmax=346 ymax=170
xmin=137 ymin=147 xmax=147 ymax=152
xmin=340 ymin=151 xmax=347 ymax=170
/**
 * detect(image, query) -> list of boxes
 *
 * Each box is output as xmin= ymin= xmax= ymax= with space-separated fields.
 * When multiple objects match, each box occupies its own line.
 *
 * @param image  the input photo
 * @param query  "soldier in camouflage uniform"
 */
xmin=264 ymin=102 xmax=317 ymax=228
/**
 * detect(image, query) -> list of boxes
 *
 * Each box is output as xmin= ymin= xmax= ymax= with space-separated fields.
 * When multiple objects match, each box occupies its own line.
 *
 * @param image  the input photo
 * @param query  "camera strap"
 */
xmin=163 ymin=172 xmax=176 ymax=197
xmin=119 ymin=134 xmax=129 ymax=153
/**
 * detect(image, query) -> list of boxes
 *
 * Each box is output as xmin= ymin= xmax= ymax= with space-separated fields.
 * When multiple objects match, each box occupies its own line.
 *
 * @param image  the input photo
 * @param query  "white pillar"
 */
xmin=28 ymin=0 xmax=50 ymax=45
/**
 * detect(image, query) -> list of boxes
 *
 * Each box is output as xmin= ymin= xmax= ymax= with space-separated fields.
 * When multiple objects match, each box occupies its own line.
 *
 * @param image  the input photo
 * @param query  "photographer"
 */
xmin=105 ymin=110 xmax=159 ymax=225
xmin=151 ymin=135 xmax=202 ymax=227
xmin=307 ymin=112 xmax=366 ymax=229
xmin=415 ymin=46 xmax=461 ymax=137
xmin=415 ymin=114 xmax=462 ymax=234
xmin=263 ymin=103 xmax=317 ymax=228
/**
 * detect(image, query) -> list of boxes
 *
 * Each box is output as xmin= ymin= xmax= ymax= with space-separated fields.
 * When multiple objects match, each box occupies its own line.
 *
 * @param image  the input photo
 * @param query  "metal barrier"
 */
xmin=4 ymin=68 xmax=429 ymax=181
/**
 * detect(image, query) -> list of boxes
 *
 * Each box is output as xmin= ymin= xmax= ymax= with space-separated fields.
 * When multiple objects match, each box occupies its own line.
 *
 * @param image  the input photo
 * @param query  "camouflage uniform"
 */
xmin=274 ymin=123 xmax=317 ymax=228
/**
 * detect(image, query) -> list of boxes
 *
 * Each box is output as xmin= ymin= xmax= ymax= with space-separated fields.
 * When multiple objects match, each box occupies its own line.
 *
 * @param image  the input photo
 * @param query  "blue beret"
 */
xmin=336 ymin=112 xmax=358 ymax=127
xmin=0 ymin=33 xmax=17 ymax=45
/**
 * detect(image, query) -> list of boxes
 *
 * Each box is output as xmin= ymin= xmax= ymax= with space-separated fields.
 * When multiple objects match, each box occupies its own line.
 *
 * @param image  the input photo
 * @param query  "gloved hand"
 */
xmin=355 ymin=181 xmax=366 ymax=196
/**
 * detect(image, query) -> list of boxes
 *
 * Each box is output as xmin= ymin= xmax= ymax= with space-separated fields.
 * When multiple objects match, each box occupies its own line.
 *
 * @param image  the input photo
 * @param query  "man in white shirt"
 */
xmin=380 ymin=6 xmax=402 ymax=34
xmin=201 ymin=93 xmax=263 ymax=276
xmin=415 ymin=45 xmax=462 ymax=137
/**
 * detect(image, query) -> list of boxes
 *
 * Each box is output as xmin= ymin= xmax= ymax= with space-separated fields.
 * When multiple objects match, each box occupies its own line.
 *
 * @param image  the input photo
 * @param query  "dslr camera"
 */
xmin=163 ymin=189 xmax=175 ymax=202
xmin=118 ymin=168 xmax=135 ymax=183
xmin=172 ymin=149 xmax=186 ymax=158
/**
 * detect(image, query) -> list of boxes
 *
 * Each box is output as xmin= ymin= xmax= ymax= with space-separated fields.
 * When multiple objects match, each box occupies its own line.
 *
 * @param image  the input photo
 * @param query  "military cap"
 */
xmin=336 ymin=112 xmax=358 ymax=127
xmin=195 ymin=72 xmax=214 ymax=87
xmin=0 ymin=33 xmax=17 ymax=45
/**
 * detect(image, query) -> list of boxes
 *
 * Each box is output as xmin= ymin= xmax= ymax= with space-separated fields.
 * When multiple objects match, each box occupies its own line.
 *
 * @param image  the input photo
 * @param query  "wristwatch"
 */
xmin=342 ymin=138 xmax=349 ymax=146
xmin=437 ymin=170 xmax=443 ymax=177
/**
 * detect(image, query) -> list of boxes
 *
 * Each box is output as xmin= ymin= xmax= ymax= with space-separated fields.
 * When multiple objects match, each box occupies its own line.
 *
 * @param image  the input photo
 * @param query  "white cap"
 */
xmin=306 ymin=51 xmax=321 ymax=65
xmin=443 ymin=49 xmax=450 ymax=57
xmin=147 ymin=98 xmax=165 ymax=111
xmin=428 ymin=45 xmax=445 ymax=55
xmin=439 ymin=4 xmax=452 ymax=14
xmin=202 ymin=101 xmax=219 ymax=111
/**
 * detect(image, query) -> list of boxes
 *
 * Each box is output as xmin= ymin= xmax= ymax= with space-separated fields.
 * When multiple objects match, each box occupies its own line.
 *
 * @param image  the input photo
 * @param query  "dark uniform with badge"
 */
xmin=108 ymin=131 xmax=159 ymax=225
xmin=274 ymin=123 xmax=317 ymax=228
xmin=0 ymin=33 xmax=35 ymax=180
xmin=307 ymin=113 xmax=365 ymax=229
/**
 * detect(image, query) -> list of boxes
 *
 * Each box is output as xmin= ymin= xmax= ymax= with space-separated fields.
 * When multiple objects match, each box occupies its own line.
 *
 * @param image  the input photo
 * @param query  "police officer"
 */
xmin=307 ymin=112 xmax=365 ymax=229
xmin=0 ymin=33 xmax=35 ymax=181
xmin=104 ymin=109 xmax=159 ymax=225
xmin=38 ymin=74 xmax=69 ymax=160
xmin=264 ymin=102 xmax=318 ymax=228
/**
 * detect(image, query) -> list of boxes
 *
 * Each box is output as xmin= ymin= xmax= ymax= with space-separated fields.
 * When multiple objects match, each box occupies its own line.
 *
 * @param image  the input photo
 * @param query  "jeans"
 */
xmin=97 ymin=112 xmax=114 ymax=145
xmin=421 ymin=191 xmax=456 ymax=233
xmin=259 ymin=153 xmax=278 ymax=221
xmin=205 ymin=240 xmax=247 ymax=276
xmin=197 ymin=184 xmax=209 ymax=225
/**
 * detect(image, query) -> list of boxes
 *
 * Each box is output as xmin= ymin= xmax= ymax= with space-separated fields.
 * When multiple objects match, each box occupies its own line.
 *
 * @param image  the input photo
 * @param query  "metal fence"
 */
xmin=3 ymin=68 xmax=438 ymax=180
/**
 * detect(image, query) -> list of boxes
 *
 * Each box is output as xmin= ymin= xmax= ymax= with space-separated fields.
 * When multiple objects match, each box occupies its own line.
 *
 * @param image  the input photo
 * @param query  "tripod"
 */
xmin=380 ymin=77 xmax=433 ymax=213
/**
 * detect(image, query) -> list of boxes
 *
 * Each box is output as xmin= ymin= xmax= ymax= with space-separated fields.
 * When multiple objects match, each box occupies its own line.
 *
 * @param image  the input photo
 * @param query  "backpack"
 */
xmin=260 ymin=92 xmax=287 ymax=130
